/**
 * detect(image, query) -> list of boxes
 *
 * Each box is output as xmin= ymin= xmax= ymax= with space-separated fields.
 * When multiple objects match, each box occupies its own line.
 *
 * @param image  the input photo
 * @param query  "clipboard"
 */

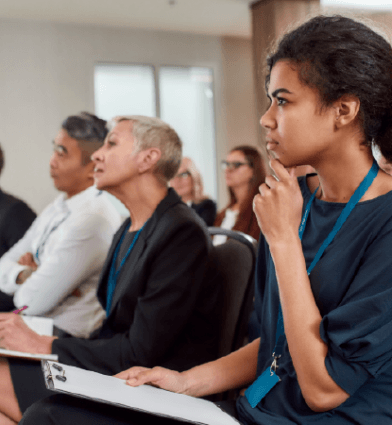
xmin=42 ymin=361 xmax=241 ymax=425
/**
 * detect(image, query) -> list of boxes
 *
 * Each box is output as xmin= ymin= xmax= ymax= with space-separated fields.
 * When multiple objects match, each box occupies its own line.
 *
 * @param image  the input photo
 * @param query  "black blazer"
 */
xmin=52 ymin=189 xmax=221 ymax=375
xmin=191 ymin=199 xmax=217 ymax=227
xmin=0 ymin=190 xmax=36 ymax=258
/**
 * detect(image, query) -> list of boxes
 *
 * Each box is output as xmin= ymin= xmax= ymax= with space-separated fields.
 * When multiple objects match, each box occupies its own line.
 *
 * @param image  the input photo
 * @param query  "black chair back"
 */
xmin=208 ymin=227 xmax=257 ymax=358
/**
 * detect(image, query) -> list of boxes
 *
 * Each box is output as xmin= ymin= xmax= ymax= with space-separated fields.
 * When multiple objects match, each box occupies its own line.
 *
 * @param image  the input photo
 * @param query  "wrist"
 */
xmin=16 ymin=267 xmax=33 ymax=284
xmin=36 ymin=335 xmax=57 ymax=355
xmin=268 ymin=231 xmax=301 ymax=256
xmin=182 ymin=366 xmax=215 ymax=398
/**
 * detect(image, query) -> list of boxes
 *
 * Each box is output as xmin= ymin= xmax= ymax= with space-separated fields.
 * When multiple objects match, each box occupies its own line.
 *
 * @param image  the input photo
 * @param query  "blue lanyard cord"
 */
xmin=106 ymin=222 xmax=145 ymax=315
xmin=35 ymin=212 xmax=70 ymax=264
xmin=245 ymin=160 xmax=379 ymax=408
xmin=274 ymin=160 xmax=379 ymax=355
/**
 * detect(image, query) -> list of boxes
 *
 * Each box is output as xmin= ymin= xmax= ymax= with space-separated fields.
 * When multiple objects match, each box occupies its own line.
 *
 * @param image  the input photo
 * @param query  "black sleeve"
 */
xmin=52 ymin=221 xmax=210 ymax=375
xmin=0 ymin=201 xmax=36 ymax=257
xmin=195 ymin=199 xmax=217 ymax=227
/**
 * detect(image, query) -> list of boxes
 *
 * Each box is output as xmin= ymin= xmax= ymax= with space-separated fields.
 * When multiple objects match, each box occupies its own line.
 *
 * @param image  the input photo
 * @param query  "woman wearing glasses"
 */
xmin=213 ymin=145 xmax=266 ymax=244
xmin=170 ymin=157 xmax=217 ymax=226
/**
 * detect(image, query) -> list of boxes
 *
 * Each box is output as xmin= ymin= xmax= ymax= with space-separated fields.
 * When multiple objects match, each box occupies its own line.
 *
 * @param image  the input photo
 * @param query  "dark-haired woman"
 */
xmin=20 ymin=15 xmax=392 ymax=425
xmin=213 ymin=145 xmax=265 ymax=244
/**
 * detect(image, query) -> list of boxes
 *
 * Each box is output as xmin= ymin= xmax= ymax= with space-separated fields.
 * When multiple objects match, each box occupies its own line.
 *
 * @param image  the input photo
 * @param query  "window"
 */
xmin=95 ymin=64 xmax=155 ymax=120
xmin=159 ymin=67 xmax=217 ymax=201
xmin=94 ymin=64 xmax=217 ymax=214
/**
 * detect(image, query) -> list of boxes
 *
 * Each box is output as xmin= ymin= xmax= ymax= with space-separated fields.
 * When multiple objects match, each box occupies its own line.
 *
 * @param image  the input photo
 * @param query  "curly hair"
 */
xmin=265 ymin=15 xmax=392 ymax=161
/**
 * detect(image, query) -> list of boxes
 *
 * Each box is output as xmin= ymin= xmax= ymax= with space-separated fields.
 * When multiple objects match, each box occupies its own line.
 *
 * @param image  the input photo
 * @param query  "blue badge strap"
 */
xmin=106 ymin=223 xmax=145 ymax=315
xmin=35 ymin=212 xmax=71 ymax=265
xmin=246 ymin=160 xmax=379 ymax=408
xmin=273 ymin=160 xmax=379 ymax=356
xmin=307 ymin=160 xmax=379 ymax=275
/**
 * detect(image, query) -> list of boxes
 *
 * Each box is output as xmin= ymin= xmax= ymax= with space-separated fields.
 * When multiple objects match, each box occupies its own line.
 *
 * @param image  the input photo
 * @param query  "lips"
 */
xmin=266 ymin=142 xmax=278 ymax=150
xmin=265 ymin=135 xmax=278 ymax=149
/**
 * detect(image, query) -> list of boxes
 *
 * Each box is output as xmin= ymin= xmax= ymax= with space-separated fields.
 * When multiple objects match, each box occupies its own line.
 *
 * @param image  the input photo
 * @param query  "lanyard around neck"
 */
xmin=106 ymin=222 xmax=146 ymax=315
xmin=274 ymin=160 xmax=379 ymax=356
xmin=245 ymin=160 xmax=379 ymax=409
xmin=35 ymin=212 xmax=70 ymax=264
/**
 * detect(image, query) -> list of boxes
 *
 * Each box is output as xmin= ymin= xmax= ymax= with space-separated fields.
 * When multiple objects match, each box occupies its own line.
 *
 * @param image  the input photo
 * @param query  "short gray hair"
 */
xmin=110 ymin=115 xmax=182 ymax=182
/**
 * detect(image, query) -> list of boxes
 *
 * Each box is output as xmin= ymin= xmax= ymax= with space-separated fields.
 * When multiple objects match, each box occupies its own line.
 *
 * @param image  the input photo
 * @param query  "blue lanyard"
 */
xmin=245 ymin=160 xmax=379 ymax=408
xmin=35 ymin=212 xmax=70 ymax=264
xmin=106 ymin=222 xmax=145 ymax=315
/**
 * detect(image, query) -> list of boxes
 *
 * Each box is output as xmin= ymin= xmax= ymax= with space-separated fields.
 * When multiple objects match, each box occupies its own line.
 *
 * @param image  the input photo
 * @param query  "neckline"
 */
xmin=302 ymin=174 xmax=392 ymax=206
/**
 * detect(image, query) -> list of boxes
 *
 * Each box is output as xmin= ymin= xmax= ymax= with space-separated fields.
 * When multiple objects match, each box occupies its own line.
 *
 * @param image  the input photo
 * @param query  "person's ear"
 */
xmin=85 ymin=160 xmax=95 ymax=179
xmin=138 ymin=147 xmax=162 ymax=173
xmin=333 ymin=95 xmax=361 ymax=129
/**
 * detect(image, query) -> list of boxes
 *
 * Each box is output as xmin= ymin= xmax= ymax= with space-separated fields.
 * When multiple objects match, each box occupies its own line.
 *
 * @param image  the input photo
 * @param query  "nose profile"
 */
xmin=260 ymin=105 xmax=275 ymax=130
xmin=91 ymin=147 xmax=103 ymax=163
xmin=49 ymin=152 xmax=57 ymax=168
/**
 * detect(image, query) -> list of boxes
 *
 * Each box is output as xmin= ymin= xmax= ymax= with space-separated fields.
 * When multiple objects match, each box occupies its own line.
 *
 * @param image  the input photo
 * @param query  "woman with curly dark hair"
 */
xmin=213 ymin=145 xmax=266 ymax=244
xmin=20 ymin=15 xmax=392 ymax=425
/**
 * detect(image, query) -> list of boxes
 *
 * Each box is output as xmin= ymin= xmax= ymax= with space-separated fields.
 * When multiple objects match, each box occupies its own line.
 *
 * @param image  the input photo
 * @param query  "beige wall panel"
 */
xmin=0 ymin=19 xmax=234 ymax=213
xmin=217 ymin=36 xmax=259 ymax=209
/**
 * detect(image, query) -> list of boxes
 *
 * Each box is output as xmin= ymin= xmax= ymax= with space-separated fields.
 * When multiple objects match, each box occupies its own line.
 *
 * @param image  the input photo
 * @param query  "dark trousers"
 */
xmin=20 ymin=394 xmax=242 ymax=425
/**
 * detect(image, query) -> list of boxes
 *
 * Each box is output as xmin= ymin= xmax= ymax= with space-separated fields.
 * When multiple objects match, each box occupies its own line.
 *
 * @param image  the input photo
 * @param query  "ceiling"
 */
xmin=0 ymin=0 xmax=390 ymax=39
xmin=0 ymin=0 xmax=253 ymax=38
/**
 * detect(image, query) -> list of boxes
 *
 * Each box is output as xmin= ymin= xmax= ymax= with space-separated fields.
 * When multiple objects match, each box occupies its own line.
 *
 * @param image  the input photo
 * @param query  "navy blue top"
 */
xmin=237 ymin=175 xmax=392 ymax=424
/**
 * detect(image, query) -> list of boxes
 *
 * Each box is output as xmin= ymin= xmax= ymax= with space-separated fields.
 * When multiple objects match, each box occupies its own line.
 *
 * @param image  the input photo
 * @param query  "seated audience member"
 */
xmin=0 ymin=112 xmax=121 ymax=338
xmin=0 ymin=144 xmax=36 ymax=258
xmin=19 ymin=14 xmax=392 ymax=425
xmin=170 ymin=157 xmax=217 ymax=226
xmin=213 ymin=145 xmax=265 ymax=245
xmin=0 ymin=115 xmax=220 ymax=424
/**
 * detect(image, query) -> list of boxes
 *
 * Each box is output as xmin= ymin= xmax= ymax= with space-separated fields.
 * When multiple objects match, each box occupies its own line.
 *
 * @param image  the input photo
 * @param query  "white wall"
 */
xmin=0 ymin=19 xmax=258 ymax=213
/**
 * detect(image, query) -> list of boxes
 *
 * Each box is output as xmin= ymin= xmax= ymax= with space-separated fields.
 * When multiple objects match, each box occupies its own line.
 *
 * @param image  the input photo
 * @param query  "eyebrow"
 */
xmin=270 ymin=88 xmax=293 ymax=98
xmin=52 ymin=140 xmax=67 ymax=154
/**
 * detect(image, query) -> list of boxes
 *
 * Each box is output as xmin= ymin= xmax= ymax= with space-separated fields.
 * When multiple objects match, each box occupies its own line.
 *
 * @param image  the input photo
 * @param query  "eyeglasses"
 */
xmin=221 ymin=161 xmax=250 ymax=171
xmin=174 ymin=171 xmax=191 ymax=179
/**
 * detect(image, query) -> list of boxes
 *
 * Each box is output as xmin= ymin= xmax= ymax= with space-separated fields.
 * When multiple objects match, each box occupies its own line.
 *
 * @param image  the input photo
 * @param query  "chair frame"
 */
xmin=208 ymin=227 xmax=257 ymax=356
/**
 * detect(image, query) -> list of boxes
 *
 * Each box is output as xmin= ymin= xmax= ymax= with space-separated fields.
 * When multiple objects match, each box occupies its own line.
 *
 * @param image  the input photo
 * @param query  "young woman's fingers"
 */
xmin=114 ymin=366 xmax=149 ymax=380
xmin=269 ymin=159 xmax=293 ymax=182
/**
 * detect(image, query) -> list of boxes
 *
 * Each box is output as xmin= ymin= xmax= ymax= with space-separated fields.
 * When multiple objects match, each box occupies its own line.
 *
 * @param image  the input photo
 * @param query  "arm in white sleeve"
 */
xmin=0 ymin=215 xmax=39 ymax=295
xmin=13 ymin=213 xmax=113 ymax=315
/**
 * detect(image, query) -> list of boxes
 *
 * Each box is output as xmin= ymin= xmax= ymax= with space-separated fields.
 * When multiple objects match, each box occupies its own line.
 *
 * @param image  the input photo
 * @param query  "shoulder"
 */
xmin=0 ymin=193 xmax=36 ymax=219
xmin=0 ymin=191 xmax=24 ymax=209
xmin=70 ymin=190 xmax=121 ymax=227
xmin=363 ymin=170 xmax=392 ymax=202
xmin=153 ymin=200 xmax=210 ymax=244
xmin=193 ymin=199 xmax=216 ymax=209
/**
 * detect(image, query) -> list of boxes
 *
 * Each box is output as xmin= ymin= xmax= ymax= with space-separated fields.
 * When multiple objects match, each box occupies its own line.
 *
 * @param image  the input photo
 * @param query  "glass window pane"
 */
xmin=159 ymin=67 xmax=217 ymax=202
xmin=94 ymin=64 xmax=156 ymax=121
xmin=94 ymin=64 xmax=156 ymax=217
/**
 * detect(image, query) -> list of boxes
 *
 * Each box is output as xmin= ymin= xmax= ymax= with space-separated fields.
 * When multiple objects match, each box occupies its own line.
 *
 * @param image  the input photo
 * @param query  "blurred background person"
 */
xmin=213 ymin=145 xmax=266 ymax=245
xmin=170 ymin=157 xmax=216 ymax=226
xmin=0 ymin=144 xmax=36 ymax=258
